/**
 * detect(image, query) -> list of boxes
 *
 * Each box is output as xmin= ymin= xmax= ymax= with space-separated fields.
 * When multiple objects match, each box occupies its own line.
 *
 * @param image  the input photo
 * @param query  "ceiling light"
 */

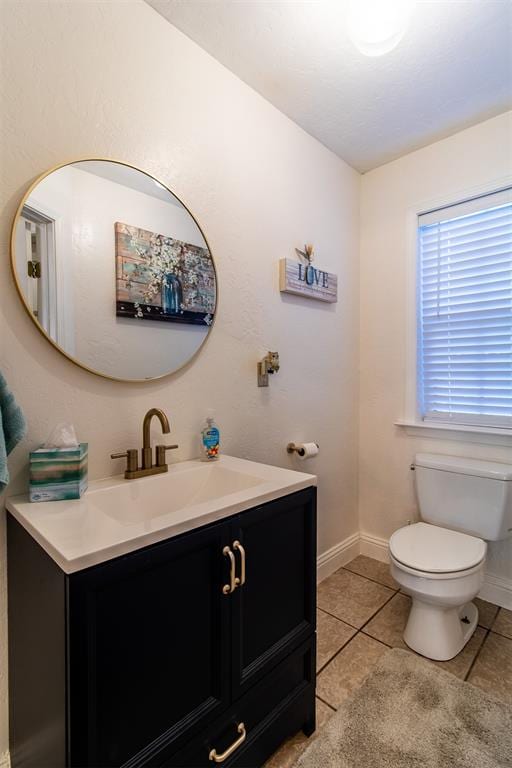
xmin=347 ymin=0 xmax=412 ymax=57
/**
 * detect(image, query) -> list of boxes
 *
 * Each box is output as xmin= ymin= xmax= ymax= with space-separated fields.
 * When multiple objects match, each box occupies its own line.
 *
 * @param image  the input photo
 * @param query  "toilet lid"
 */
xmin=389 ymin=523 xmax=486 ymax=574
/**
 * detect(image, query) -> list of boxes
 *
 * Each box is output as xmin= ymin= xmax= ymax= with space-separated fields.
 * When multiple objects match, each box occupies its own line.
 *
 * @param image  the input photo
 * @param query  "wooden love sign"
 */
xmin=279 ymin=258 xmax=338 ymax=303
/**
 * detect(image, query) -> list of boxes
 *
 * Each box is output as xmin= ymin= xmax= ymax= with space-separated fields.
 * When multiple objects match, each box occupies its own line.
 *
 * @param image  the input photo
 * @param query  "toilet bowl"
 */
xmin=389 ymin=453 xmax=512 ymax=661
xmin=390 ymin=522 xmax=486 ymax=660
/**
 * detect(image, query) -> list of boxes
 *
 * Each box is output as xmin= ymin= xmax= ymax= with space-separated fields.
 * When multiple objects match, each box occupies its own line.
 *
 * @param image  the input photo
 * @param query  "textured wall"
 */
xmin=359 ymin=112 xmax=512 ymax=581
xmin=0 ymin=0 xmax=360 ymax=754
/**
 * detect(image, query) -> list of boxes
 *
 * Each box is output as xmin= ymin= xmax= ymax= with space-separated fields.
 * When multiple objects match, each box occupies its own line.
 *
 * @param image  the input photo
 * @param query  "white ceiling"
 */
xmin=146 ymin=0 xmax=512 ymax=172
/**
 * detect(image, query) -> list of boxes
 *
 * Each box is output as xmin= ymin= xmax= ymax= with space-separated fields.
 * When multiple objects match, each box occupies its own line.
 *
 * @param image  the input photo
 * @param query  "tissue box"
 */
xmin=29 ymin=443 xmax=88 ymax=502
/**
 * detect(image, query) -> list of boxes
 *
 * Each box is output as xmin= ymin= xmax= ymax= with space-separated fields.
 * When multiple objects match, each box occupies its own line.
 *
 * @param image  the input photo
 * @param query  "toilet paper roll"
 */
xmin=296 ymin=442 xmax=319 ymax=460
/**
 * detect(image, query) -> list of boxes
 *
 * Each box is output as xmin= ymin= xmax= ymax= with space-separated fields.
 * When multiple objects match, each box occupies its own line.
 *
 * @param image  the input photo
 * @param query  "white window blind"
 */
xmin=417 ymin=189 xmax=512 ymax=429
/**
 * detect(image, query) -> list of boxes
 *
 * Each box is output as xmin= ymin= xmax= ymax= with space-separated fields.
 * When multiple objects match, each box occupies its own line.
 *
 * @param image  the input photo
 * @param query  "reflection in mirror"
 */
xmin=12 ymin=160 xmax=217 ymax=381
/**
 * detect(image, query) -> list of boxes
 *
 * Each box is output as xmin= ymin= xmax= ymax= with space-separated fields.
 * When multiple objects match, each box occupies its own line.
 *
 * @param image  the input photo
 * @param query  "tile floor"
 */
xmin=265 ymin=554 xmax=512 ymax=768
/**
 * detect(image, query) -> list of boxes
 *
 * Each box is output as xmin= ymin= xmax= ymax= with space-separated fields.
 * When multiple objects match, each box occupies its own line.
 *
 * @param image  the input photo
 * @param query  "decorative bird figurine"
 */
xmin=295 ymin=243 xmax=314 ymax=264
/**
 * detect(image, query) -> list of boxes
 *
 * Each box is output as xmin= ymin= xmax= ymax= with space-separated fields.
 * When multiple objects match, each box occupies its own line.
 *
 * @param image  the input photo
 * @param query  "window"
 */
xmin=417 ymin=189 xmax=512 ymax=430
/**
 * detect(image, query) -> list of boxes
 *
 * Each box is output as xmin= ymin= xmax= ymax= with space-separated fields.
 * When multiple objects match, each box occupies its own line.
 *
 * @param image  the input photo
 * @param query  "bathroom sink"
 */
xmin=96 ymin=463 xmax=264 ymax=523
xmin=6 ymin=455 xmax=316 ymax=573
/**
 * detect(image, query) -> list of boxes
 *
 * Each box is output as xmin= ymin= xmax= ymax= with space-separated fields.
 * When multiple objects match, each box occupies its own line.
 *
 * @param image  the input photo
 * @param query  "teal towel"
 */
xmin=0 ymin=372 xmax=27 ymax=491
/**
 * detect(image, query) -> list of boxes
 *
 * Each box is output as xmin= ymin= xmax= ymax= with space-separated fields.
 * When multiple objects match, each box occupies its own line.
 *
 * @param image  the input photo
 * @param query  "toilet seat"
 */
xmin=389 ymin=522 xmax=486 ymax=574
xmin=389 ymin=552 xmax=484 ymax=581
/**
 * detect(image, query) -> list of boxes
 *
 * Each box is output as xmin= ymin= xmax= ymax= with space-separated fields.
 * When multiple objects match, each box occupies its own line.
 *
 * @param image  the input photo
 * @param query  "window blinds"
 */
xmin=417 ymin=189 xmax=512 ymax=429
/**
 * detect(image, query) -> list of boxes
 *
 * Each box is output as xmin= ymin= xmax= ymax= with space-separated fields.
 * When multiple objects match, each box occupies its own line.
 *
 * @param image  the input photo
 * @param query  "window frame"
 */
xmin=398 ymin=175 xmax=512 ymax=446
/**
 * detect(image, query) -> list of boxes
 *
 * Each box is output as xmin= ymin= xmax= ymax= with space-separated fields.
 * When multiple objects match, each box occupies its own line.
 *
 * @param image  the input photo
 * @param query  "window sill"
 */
xmin=395 ymin=420 xmax=512 ymax=447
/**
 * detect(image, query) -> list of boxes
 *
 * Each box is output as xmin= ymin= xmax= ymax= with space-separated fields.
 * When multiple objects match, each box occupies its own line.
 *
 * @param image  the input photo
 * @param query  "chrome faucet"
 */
xmin=111 ymin=408 xmax=178 ymax=479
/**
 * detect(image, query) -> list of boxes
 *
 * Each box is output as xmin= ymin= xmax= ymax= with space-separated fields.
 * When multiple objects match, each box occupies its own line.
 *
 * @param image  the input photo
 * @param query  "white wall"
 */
xmin=0 ymin=0 xmax=360 ymax=756
xmin=359 ymin=112 xmax=512 ymax=597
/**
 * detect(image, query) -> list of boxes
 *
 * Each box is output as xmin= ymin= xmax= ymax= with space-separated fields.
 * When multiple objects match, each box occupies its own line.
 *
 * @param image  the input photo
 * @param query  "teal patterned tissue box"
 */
xmin=29 ymin=443 xmax=88 ymax=502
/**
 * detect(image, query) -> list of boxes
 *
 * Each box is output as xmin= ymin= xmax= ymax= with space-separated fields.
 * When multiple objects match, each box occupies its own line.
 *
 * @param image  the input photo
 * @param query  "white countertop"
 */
xmin=6 ymin=455 xmax=316 ymax=574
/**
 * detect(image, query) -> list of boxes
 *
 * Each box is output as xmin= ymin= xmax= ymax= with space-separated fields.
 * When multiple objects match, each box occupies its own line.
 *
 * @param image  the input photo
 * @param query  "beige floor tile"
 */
xmin=314 ymin=697 xmax=335 ymax=727
xmin=344 ymin=554 xmax=399 ymax=590
xmin=317 ymin=569 xmax=394 ymax=628
xmin=363 ymin=592 xmax=410 ymax=647
xmin=363 ymin=593 xmax=487 ymax=679
xmin=264 ymin=697 xmax=334 ymax=768
xmin=467 ymin=631 xmax=512 ymax=704
xmin=473 ymin=597 xmax=499 ymax=629
xmin=492 ymin=607 xmax=512 ymax=639
xmin=317 ymin=609 xmax=356 ymax=671
xmin=316 ymin=633 xmax=388 ymax=709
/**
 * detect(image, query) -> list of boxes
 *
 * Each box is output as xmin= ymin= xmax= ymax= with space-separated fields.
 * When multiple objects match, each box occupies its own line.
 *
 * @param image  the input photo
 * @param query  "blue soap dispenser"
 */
xmin=201 ymin=411 xmax=220 ymax=461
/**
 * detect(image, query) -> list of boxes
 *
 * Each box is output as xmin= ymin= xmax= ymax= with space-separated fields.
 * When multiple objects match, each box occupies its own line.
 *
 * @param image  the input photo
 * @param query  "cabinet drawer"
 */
xmin=160 ymin=637 xmax=315 ymax=768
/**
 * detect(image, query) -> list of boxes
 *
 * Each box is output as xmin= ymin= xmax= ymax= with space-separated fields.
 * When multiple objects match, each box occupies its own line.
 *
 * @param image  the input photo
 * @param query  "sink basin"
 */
xmin=6 ymin=455 xmax=316 ymax=573
xmin=98 ymin=463 xmax=264 ymax=523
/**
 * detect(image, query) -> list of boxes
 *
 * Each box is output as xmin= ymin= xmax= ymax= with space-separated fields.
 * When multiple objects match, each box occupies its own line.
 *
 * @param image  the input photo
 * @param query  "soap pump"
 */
xmin=201 ymin=411 xmax=220 ymax=461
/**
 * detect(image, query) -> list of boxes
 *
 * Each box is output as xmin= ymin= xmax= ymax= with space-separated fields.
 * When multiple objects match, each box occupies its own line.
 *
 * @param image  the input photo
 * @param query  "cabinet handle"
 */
xmin=209 ymin=722 xmax=246 ymax=763
xmin=233 ymin=541 xmax=246 ymax=586
xmin=222 ymin=546 xmax=238 ymax=594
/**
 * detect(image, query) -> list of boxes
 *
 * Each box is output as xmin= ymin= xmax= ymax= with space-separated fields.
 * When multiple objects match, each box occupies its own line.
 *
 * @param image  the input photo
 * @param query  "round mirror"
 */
xmin=11 ymin=159 xmax=217 ymax=381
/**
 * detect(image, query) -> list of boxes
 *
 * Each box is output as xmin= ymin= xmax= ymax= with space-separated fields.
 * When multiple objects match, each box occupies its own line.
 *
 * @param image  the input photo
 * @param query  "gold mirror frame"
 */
xmin=10 ymin=158 xmax=218 ymax=383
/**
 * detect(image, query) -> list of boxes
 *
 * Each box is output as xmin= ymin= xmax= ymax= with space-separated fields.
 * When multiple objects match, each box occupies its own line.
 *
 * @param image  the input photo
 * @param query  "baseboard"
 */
xmin=478 ymin=572 xmax=512 ymax=611
xmin=317 ymin=532 xmax=360 ymax=583
xmin=358 ymin=531 xmax=512 ymax=610
xmin=359 ymin=532 xmax=389 ymax=563
xmin=0 ymin=750 xmax=11 ymax=768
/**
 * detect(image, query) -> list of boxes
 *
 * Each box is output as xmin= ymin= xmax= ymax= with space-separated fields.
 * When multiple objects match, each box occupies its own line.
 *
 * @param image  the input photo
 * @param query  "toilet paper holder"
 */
xmin=287 ymin=442 xmax=319 ymax=456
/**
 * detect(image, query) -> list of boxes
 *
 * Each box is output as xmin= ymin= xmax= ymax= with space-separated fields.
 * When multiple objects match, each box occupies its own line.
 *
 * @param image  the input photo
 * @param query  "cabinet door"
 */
xmin=230 ymin=488 xmax=316 ymax=699
xmin=161 ymin=638 xmax=316 ymax=768
xmin=68 ymin=520 xmax=232 ymax=768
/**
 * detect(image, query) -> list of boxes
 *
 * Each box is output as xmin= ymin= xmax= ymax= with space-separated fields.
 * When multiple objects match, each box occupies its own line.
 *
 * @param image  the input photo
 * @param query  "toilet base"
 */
xmin=403 ymin=600 xmax=478 ymax=661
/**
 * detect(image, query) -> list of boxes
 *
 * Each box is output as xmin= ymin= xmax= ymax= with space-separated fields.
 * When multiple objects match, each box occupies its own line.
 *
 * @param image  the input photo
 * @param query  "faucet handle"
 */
xmin=111 ymin=449 xmax=138 ymax=474
xmin=156 ymin=444 xmax=179 ymax=467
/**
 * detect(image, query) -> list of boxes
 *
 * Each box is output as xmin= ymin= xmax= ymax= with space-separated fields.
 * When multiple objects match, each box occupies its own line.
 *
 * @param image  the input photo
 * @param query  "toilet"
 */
xmin=389 ymin=453 xmax=512 ymax=661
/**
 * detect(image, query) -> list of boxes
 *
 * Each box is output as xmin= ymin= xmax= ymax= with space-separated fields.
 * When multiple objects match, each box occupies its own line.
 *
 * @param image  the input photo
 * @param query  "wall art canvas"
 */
xmin=115 ymin=222 xmax=216 ymax=325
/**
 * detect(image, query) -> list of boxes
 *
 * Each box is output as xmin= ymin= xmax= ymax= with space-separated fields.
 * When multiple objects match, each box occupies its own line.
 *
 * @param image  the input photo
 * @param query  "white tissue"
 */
xmin=43 ymin=422 xmax=79 ymax=449
xmin=296 ymin=442 xmax=319 ymax=460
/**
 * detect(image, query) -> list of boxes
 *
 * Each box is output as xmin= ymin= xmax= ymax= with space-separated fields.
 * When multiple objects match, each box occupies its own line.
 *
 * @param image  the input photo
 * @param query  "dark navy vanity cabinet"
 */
xmin=8 ymin=487 xmax=316 ymax=768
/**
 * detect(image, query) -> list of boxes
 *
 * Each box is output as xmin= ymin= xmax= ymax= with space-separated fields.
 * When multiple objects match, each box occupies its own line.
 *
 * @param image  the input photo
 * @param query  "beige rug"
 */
xmin=296 ymin=648 xmax=512 ymax=768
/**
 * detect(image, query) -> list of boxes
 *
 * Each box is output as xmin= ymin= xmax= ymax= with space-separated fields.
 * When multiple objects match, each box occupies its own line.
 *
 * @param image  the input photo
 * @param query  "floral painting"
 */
xmin=115 ymin=222 xmax=216 ymax=325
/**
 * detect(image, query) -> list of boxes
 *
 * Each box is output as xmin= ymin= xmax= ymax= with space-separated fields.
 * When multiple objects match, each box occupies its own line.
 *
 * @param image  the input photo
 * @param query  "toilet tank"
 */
xmin=414 ymin=453 xmax=512 ymax=541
